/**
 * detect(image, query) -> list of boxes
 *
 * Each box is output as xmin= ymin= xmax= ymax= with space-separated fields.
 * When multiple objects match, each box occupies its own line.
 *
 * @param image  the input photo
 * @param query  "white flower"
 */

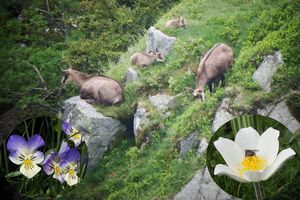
xmin=213 ymin=127 xmax=296 ymax=182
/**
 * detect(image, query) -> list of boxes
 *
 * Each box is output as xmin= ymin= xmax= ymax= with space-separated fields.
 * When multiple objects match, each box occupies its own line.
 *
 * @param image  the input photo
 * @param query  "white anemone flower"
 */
xmin=214 ymin=127 xmax=296 ymax=182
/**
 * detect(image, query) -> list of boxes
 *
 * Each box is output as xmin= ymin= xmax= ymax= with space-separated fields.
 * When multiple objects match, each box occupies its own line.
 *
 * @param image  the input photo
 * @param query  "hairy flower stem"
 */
xmin=254 ymin=182 xmax=263 ymax=200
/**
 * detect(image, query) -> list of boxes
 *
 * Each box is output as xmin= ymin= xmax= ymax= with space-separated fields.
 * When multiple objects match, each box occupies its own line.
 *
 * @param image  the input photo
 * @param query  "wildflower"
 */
xmin=214 ymin=127 xmax=296 ymax=182
xmin=62 ymin=121 xmax=82 ymax=147
xmin=7 ymin=134 xmax=45 ymax=179
xmin=61 ymin=148 xmax=80 ymax=186
xmin=42 ymin=141 xmax=70 ymax=183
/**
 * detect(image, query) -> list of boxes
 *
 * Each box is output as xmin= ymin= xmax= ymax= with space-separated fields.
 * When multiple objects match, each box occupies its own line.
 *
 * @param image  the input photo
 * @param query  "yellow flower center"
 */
xmin=24 ymin=158 xmax=34 ymax=169
xmin=238 ymin=156 xmax=267 ymax=177
xmin=68 ymin=168 xmax=76 ymax=177
xmin=72 ymin=129 xmax=81 ymax=140
xmin=54 ymin=166 xmax=61 ymax=175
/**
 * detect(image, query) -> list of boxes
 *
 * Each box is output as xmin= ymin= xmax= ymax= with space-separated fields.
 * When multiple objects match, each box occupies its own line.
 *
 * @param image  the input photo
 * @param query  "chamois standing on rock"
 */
xmin=130 ymin=49 xmax=165 ymax=68
xmin=165 ymin=16 xmax=186 ymax=29
xmin=193 ymin=43 xmax=233 ymax=101
xmin=60 ymin=68 xmax=123 ymax=105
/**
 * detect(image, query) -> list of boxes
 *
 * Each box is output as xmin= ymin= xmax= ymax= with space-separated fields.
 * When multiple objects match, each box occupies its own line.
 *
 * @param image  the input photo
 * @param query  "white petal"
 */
xmin=244 ymin=170 xmax=264 ymax=182
xmin=65 ymin=173 xmax=79 ymax=186
xmin=256 ymin=127 xmax=279 ymax=165
xmin=261 ymin=148 xmax=296 ymax=181
xmin=9 ymin=150 xmax=24 ymax=165
xmin=32 ymin=151 xmax=44 ymax=164
xmin=214 ymin=164 xmax=250 ymax=183
xmin=214 ymin=137 xmax=244 ymax=172
xmin=20 ymin=162 xmax=41 ymax=179
xmin=234 ymin=127 xmax=260 ymax=150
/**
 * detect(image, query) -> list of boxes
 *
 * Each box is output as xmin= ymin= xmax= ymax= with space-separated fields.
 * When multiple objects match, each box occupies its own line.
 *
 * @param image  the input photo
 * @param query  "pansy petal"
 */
xmin=43 ymin=160 xmax=54 ymax=175
xmin=65 ymin=173 xmax=79 ymax=186
xmin=214 ymin=137 xmax=244 ymax=171
xmin=63 ymin=149 xmax=80 ymax=163
xmin=7 ymin=135 xmax=27 ymax=152
xmin=59 ymin=141 xmax=70 ymax=156
xmin=69 ymin=135 xmax=82 ymax=147
xmin=256 ymin=127 xmax=279 ymax=165
xmin=234 ymin=127 xmax=260 ymax=150
xmin=62 ymin=121 xmax=72 ymax=135
xmin=53 ymin=172 xmax=65 ymax=184
xmin=9 ymin=150 xmax=24 ymax=165
xmin=214 ymin=164 xmax=250 ymax=183
xmin=244 ymin=170 xmax=264 ymax=182
xmin=261 ymin=148 xmax=296 ymax=181
xmin=27 ymin=134 xmax=45 ymax=151
xmin=32 ymin=151 xmax=44 ymax=164
xmin=20 ymin=162 xmax=41 ymax=179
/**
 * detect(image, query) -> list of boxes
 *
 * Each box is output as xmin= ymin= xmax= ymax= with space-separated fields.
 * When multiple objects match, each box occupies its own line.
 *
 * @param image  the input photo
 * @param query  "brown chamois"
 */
xmin=60 ymin=68 xmax=123 ymax=105
xmin=165 ymin=16 xmax=186 ymax=29
xmin=130 ymin=49 xmax=165 ymax=68
xmin=193 ymin=43 xmax=233 ymax=101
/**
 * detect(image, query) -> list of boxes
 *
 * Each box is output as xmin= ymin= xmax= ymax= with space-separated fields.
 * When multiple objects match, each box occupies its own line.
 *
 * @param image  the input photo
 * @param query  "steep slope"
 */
xmin=64 ymin=0 xmax=300 ymax=199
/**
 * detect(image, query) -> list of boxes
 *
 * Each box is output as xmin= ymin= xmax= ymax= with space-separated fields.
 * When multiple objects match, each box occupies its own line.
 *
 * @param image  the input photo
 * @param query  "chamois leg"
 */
xmin=221 ymin=74 xmax=226 ymax=87
xmin=208 ymin=82 xmax=213 ymax=93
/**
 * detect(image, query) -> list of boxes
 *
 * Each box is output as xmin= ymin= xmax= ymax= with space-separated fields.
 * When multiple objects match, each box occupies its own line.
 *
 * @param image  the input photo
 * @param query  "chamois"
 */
xmin=193 ymin=43 xmax=233 ymax=101
xmin=165 ymin=16 xmax=186 ymax=29
xmin=130 ymin=49 xmax=165 ymax=68
xmin=60 ymin=68 xmax=123 ymax=105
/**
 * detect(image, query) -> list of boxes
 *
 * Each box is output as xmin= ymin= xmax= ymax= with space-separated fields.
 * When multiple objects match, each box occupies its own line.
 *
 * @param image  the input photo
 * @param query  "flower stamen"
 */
xmin=238 ymin=156 xmax=267 ymax=177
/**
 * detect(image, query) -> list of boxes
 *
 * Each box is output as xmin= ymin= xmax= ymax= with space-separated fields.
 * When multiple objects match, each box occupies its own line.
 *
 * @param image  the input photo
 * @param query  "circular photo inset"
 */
xmin=206 ymin=115 xmax=299 ymax=200
xmin=0 ymin=116 xmax=88 ymax=199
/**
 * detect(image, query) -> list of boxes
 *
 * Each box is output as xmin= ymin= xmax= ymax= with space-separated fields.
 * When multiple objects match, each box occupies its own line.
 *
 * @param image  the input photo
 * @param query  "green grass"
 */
xmin=63 ymin=0 xmax=300 ymax=199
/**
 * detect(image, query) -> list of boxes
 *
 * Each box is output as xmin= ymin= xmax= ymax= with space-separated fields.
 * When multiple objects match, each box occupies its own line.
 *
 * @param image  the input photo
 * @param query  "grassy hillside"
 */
xmin=64 ymin=0 xmax=300 ymax=199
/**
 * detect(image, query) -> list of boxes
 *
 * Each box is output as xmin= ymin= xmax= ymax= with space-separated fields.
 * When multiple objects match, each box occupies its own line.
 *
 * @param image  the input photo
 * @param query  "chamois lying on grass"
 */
xmin=165 ymin=16 xmax=186 ymax=29
xmin=60 ymin=68 xmax=123 ymax=105
xmin=193 ymin=43 xmax=233 ymax=101
xmin=130 ymin=49 xmax=165 ymax=68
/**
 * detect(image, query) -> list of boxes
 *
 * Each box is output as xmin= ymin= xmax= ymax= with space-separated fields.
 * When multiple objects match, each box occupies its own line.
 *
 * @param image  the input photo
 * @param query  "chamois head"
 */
xmin=193 ymin=88 xmax=205 ymax=102
xmin=58 ymin=66 xmax=74 ymax=87
xmin=153 ymin=48 xmax=165 ymax=62
xmin=178 ymin=16 xmax=186 ymax=29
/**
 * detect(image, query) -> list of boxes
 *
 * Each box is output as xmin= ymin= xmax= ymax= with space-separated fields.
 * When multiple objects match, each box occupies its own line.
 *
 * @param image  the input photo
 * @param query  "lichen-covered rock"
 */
xmin=146 ymin=26 xmax=176 ymax=56
xmin=212 ymin=98 xmax=234 ymax=133
xmin=125 ymin=67 xmax=138 ymax=83
xmin=252 ymin=51 xmax=284 ymax=92
xmin=133 ymin=103 xmax=150 ymax=139
xmin=62 ymin=96 xmax=126 ymax=169
xmin=197 ymin=138 xmax=208 ymax=158
xmin=173 ymin=167 xmax=238 ymax=200
xmin=179 ymin=132 xmax=198 ymax=160
xmin=257 ymin=100 xmax=300 ymax=133
xmin=149 ymin=93 xmax=178 ymax=111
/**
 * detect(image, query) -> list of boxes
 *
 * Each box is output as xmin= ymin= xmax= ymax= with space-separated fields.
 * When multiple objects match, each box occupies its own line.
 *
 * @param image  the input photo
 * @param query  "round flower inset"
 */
xmin=214 ymin=127 xmax=296 ymax=182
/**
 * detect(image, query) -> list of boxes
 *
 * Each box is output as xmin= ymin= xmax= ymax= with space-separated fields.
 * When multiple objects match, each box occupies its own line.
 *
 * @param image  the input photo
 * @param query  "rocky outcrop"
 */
xmin=146 ymin=26 xmax=176 ymax=56
xmin=62 ymin=96 xmax=126 ymax=169
xmin=212 ymin=98 xmax=234 ymax=133
xmin=133 ymin=103 xmax=150 ymax=140
xmin=257 ymin=100 xmax=300 ymax=133
xmin=149 ymin=93 xmax=178 ymax=111
xmin=252 ymin=51 xmax=284 ymax=92
xmin=179 ymin=132 xmax=198 ymax=160
xmin=125 ymin=67 xmax=138 ymax=83
xmin=174 ymin=167 xmax=238 ymax=200
xmin=197 ymin=138 xmax=208 ymax=158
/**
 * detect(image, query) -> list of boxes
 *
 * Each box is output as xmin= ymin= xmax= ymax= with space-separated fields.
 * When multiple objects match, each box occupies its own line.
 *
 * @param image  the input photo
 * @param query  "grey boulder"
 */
xmin=62 ymin=96 xmax=126 ymax=169
xmin=252 ymin=51 xmax=284 ymax=92
xmin=146 ymin=26 xmax=176 ymax=56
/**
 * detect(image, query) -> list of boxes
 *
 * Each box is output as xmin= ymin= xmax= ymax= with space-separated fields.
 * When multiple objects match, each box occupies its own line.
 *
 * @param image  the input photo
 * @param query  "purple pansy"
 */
xmin=62 ymin=121 xmax=83 ymax=147
xmin=6 ymin=134 xmax=45 ymax=179
xmin=60 ymin=148 xmax=80 ymax=186
xmin=42 ymin=141 xmax=70 ymax=183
